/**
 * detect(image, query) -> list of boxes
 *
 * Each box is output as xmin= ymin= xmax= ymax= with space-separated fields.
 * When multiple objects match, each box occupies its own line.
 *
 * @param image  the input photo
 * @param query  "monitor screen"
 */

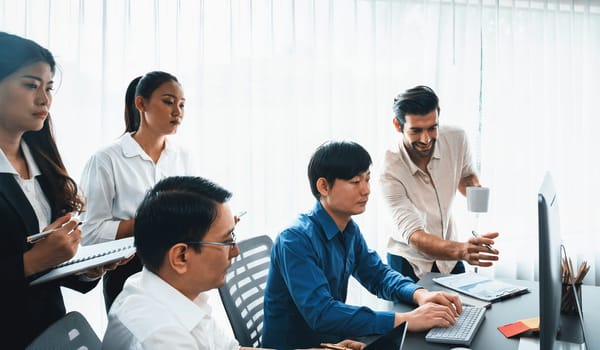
xmin=538 ymin=172 xmax=562 ymax=349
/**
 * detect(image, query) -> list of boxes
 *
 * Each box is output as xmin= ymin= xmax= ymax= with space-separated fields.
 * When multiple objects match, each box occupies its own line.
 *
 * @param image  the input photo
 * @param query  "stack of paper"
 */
xmin=498 ymin=317 xmax=539 ymax=338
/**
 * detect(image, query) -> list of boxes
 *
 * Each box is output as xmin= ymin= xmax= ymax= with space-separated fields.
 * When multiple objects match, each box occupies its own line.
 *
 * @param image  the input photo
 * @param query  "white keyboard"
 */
xmin=425 ymin=306 xmax=486 ymax=346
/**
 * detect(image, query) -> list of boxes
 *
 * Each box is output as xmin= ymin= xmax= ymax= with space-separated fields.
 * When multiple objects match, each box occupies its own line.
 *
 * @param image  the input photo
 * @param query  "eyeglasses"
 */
xmin=185 ymin=232 xmax=237 ymax=249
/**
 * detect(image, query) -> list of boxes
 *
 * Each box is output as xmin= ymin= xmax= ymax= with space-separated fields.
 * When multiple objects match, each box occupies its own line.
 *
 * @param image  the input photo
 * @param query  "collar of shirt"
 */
xmin=396 ymin=135 xmax=442 ymax=176
xmin=120 ymin=132 xmax=174 ymax=160
xmin=310 ymin=201 xmax=360 ymax=241
xmin=139 ymin=268 xmax=210 ymax=332
xmin=0 ymin=140 xmax=42 ymax=177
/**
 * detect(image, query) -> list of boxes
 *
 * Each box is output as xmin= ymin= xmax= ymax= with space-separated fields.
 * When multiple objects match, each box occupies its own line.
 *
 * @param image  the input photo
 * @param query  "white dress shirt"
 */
xmin=0 ymin=141 xmax=51 ymax=231
xmin=379 ymin=126 xmax=477 ymax=278
xmin=102 ymin=268 xmax=240 ymax=350
xmin=80 ymin=133 xmax=196 ymax=245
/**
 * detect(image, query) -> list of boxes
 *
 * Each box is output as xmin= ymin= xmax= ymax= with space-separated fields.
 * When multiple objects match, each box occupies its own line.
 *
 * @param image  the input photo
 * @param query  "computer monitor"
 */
xmin=538 ymin=172 xmax=562 ymax=349
xmin=538 ymin=172 xmax=586 ymax=349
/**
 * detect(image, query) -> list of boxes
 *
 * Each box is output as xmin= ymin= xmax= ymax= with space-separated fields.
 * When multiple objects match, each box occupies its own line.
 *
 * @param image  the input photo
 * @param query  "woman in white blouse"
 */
xmin=79 ymin=71 xmax=196 ymax=311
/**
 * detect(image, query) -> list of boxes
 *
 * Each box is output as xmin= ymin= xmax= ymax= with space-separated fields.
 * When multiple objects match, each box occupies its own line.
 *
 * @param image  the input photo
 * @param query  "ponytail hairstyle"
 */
xmin=124 ymin=71 xmax=179 ymax=133
xmin=0 ymin=31 xmax=84 ymax=214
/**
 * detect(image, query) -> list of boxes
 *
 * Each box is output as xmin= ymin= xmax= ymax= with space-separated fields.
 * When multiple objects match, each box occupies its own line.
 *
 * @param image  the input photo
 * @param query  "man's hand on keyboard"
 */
xmin=413 ymin=289 xmax=463 ymax=314
xmin=425 ymin=306 xmax=487 ymax=345
xmin=396 ymin=302 xmax=459 ymax=332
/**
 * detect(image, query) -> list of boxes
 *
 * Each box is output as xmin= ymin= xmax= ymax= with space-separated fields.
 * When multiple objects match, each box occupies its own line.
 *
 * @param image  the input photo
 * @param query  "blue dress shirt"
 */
xmin=261 ymin=201 xmax=422 ymax=349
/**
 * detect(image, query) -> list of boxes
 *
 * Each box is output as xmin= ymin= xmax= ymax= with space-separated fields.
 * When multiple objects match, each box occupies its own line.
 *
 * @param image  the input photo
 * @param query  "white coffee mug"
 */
xmin=467 ymin=186 xmax=490 ymax=213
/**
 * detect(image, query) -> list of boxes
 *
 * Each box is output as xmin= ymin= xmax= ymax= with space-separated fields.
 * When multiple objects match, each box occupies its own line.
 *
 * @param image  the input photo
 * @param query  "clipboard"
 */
xmin=433 ymin=272 xmax=530 ymax=302
xmin=30 ymin=237 xmax=135 ymax=286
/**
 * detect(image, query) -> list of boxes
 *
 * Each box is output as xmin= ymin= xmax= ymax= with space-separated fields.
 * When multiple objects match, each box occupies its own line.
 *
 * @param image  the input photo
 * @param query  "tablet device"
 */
xmin=364 ymin=321 xmax=407 ymax=350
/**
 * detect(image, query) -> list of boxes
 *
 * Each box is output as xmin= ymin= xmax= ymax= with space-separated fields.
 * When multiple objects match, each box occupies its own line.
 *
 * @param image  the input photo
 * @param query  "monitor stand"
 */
xmin=518 ymin=314 xmax=586 ymax=350
xmin=554 ymin=341 xmax=586 ymax=350
xmin=518 ymin=338 xmax=585 ymax=350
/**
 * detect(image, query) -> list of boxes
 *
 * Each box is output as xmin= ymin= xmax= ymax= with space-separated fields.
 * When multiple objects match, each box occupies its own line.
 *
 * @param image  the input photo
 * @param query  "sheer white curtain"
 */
xmin=2 ymin=0 xmax=599 ymax=337
xmin=475 ymin=0 xmax=600 ymax=286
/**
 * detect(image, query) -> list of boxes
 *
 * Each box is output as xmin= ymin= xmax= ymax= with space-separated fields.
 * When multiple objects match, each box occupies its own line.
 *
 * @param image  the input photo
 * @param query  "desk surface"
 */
xmin=365 ymin=273 xmax=598 ymax=350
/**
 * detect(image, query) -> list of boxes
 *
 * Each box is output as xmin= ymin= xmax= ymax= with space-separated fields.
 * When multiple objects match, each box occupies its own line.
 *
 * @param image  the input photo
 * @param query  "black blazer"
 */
xmin=0 ymin=173 xmax=98 ymax=349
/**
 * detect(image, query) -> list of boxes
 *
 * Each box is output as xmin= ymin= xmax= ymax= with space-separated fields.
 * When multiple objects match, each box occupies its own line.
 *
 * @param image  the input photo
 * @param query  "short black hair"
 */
xmin=134 ymin=176 xmax=232 ymax=272
xmin=392 ymin=85 xmax=440 ymax=127
xmin=307 ymin=140 xmax=372 ymax=199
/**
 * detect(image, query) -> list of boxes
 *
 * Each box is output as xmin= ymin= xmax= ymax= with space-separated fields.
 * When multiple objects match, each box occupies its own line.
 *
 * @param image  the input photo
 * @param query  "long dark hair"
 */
xmin=124 ymin=71 xmax=179 ymax=133
xmin=0 ymin=32 xmax=84 ymax=214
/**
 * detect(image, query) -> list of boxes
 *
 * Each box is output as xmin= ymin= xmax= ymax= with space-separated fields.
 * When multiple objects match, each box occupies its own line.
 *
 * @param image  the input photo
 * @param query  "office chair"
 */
xmin=218 ymin=234 xmax=273 ymax=347
xmin=26 ymin=311 xmax=101 ymax=350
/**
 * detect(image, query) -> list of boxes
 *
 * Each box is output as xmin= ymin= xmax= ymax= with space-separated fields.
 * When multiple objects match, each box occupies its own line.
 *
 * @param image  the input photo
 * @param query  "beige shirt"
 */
xmin=380 ymin=126 xmax=476 ymax=278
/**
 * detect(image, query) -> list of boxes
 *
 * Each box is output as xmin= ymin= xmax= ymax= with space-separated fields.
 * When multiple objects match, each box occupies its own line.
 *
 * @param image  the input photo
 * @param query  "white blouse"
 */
xmin=79 ymin=133 xmax=196 ymax=245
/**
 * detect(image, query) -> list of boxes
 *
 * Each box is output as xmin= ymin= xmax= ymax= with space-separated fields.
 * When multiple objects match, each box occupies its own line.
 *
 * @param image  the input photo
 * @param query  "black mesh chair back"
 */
xmin=26 ymin=311 xmax=102 ymax=350
xmin=218 ymin=234 xmax=273 ymax=347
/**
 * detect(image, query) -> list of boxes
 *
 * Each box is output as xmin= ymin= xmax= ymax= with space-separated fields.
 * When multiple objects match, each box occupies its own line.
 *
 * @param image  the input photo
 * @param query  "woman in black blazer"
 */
xmin=0 ymin=32 xmax=102 ymax=348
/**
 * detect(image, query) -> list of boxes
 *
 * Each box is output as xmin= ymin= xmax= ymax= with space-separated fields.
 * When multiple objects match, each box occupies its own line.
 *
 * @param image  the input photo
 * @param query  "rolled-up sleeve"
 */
xmin=380 ymin=160 xmax=425 ymax=244
xmin=459 ymin=130 xmax=477 ymax=179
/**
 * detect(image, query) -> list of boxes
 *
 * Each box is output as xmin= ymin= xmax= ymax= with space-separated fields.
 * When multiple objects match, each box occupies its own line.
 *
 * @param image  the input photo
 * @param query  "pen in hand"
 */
xmin=471 ymin=230 xmax=493 ymax=251
xmin=27 ymin=221 xmax=84 ymax=244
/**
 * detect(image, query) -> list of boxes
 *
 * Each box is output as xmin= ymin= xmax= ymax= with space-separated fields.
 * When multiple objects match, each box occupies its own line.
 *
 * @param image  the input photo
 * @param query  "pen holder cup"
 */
xmin=561 ymin=283 xmax=582 ymax=315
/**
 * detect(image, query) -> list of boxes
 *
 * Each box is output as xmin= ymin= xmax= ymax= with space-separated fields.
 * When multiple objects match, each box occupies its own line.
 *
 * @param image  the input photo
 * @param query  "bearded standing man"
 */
xmin=379 ymin=85 xmax=500 ymax=282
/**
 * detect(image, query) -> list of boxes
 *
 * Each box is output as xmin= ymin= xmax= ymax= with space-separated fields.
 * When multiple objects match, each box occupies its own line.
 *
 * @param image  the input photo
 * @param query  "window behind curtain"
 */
xmin=2 ymin=0 xmax=599 ymax=337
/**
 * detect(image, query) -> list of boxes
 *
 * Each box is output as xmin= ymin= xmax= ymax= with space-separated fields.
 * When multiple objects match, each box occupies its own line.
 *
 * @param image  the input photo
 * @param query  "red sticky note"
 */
xmin=498 ymin=321 xmax=532 ymax=338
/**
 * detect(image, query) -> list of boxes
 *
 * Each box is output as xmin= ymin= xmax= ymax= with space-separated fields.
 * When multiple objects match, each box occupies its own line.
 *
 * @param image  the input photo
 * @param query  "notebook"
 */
xmin=30 ymin=237 xmax=135 ymax=285
xmin=433 ymin=272 xmax=529 ymax=302
xmin=364 ymin=321 xmax=407 ymax=350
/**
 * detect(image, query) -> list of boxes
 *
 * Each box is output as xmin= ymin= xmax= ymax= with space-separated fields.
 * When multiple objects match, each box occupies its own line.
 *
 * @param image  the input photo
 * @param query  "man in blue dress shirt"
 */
xmin=261 ymin=140 xmax=463 ymax=349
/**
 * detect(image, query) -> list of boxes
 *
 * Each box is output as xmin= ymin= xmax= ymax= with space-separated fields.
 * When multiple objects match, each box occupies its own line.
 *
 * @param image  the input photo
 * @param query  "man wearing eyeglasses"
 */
xmin=101 ymin=175 xmax=365 ymax=350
